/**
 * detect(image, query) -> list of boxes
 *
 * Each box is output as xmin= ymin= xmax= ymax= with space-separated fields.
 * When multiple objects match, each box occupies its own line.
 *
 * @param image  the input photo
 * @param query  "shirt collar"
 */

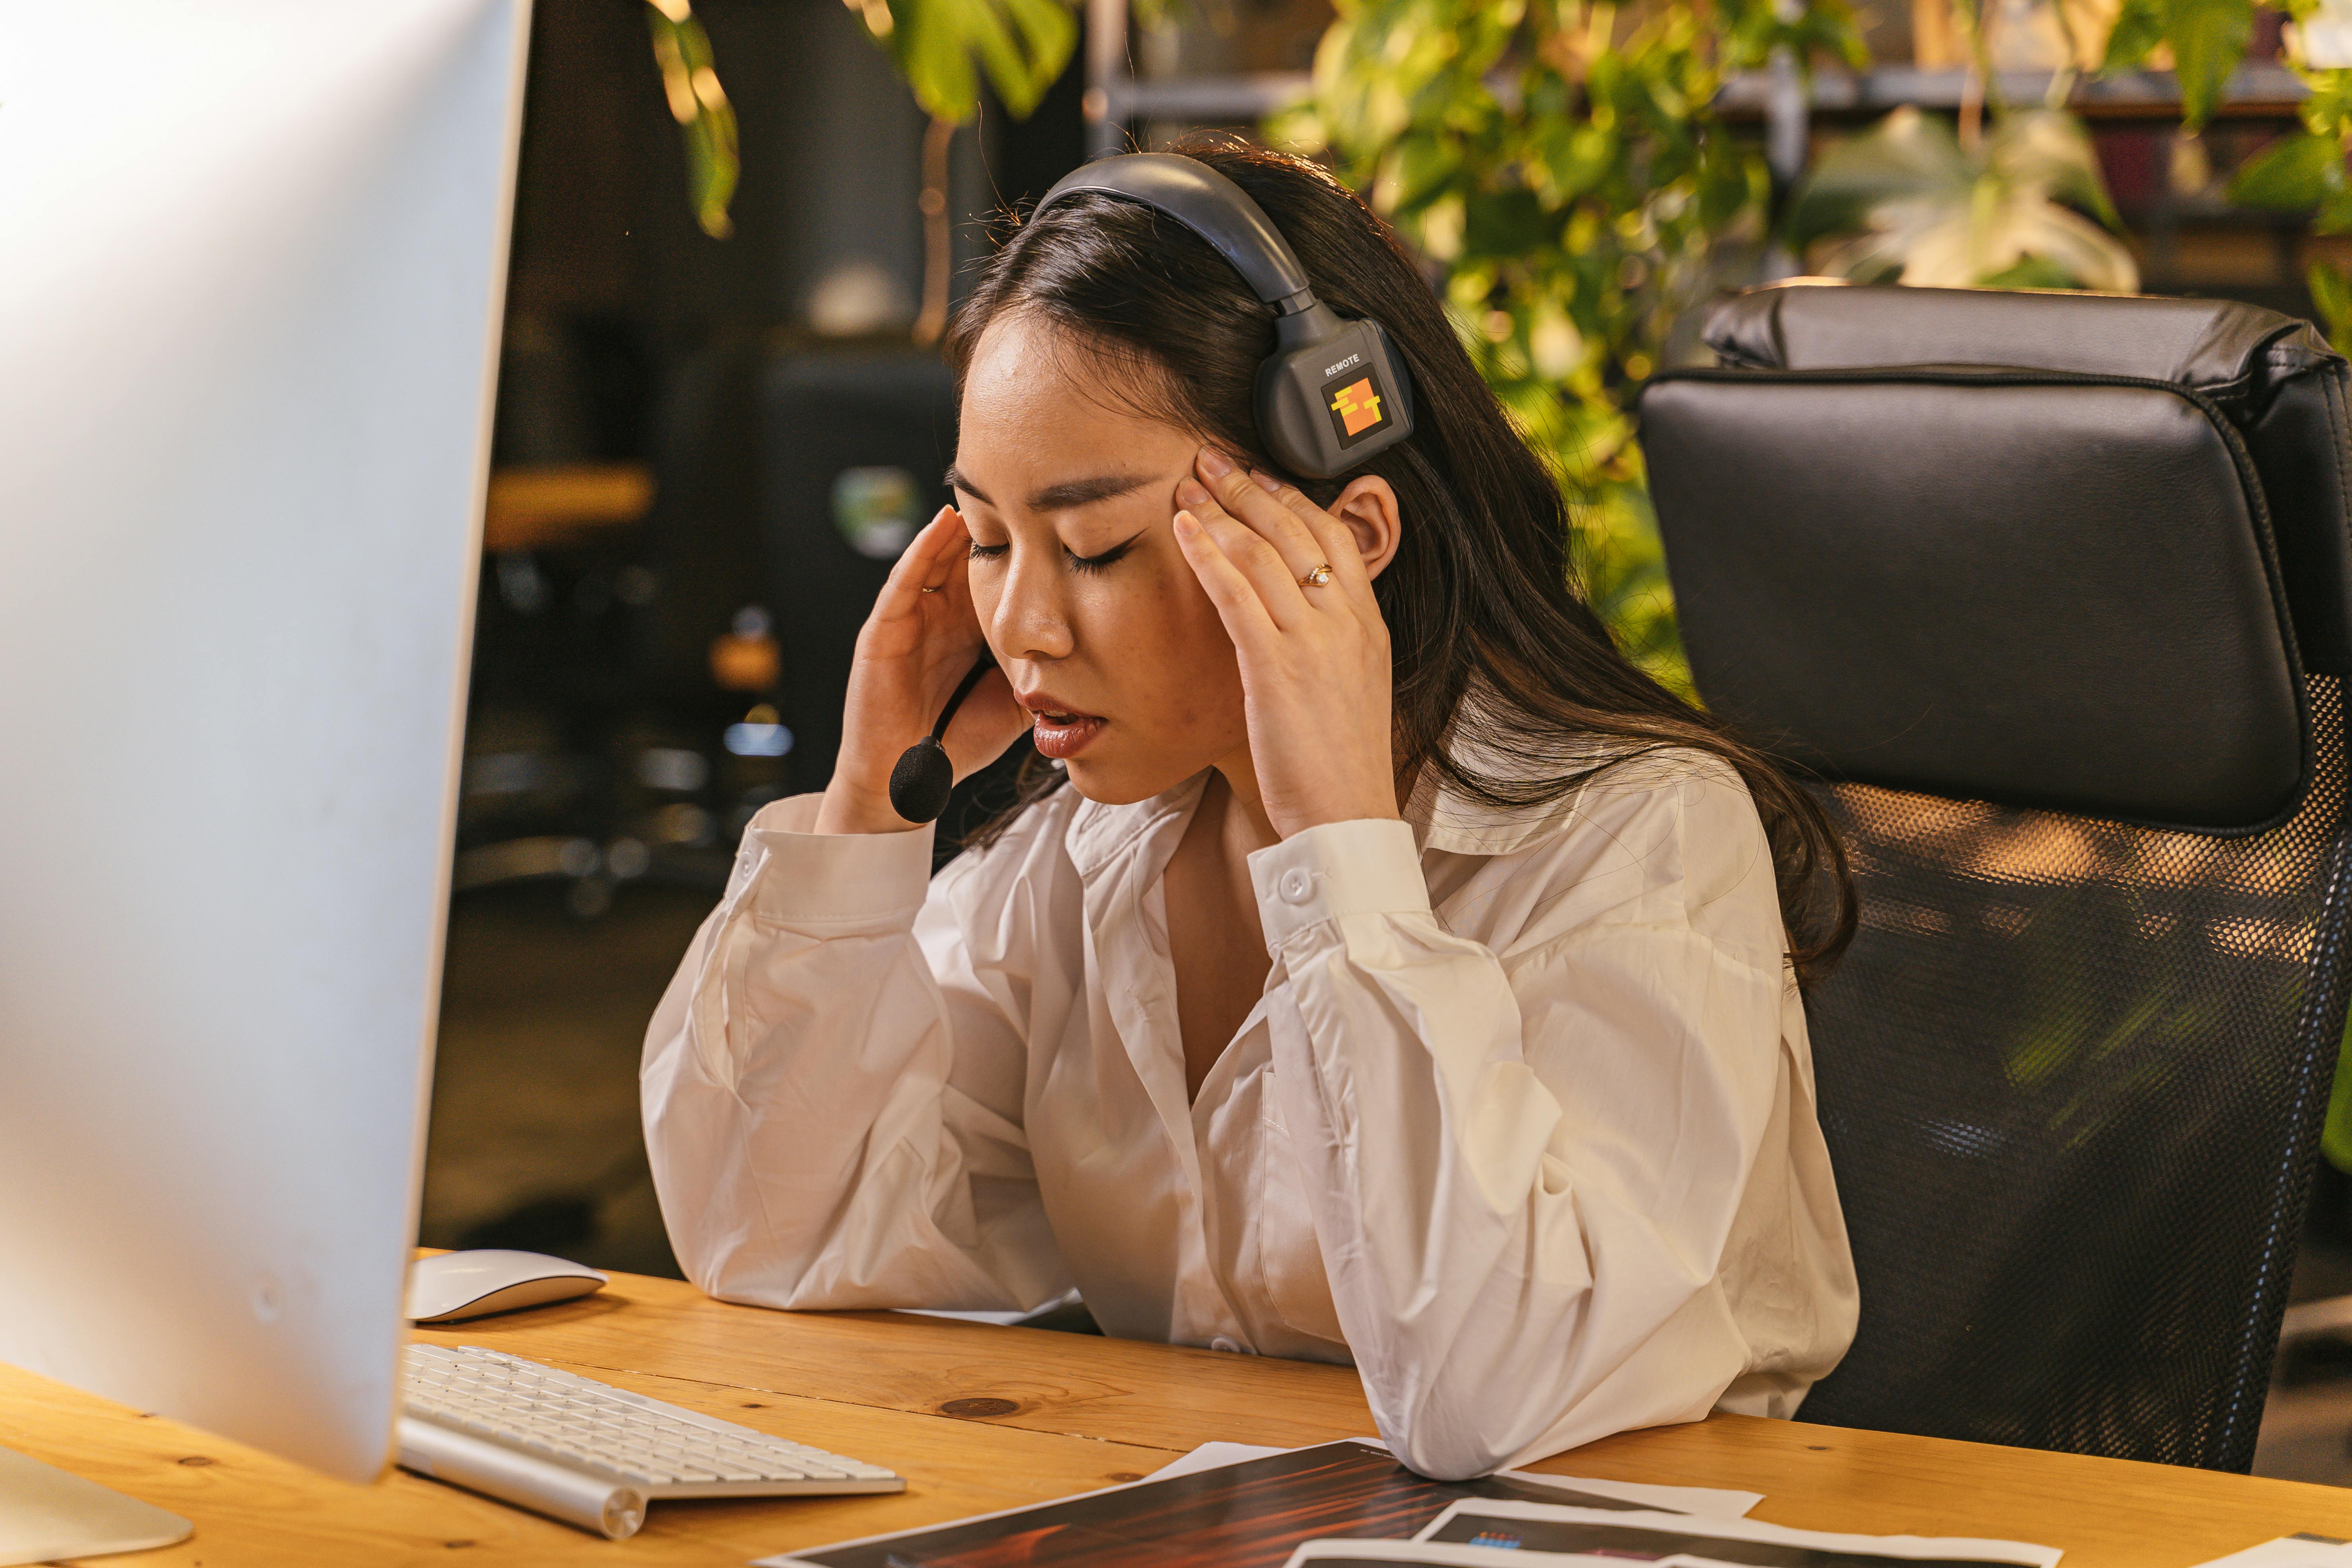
xmin=1063 ymin=771 xmax=1208 ymax=881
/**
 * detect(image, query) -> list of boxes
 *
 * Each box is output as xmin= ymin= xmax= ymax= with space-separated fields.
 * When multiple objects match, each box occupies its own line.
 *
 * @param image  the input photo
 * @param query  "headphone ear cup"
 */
xmin=1255 ymin=316 xmax=1415 ymax=480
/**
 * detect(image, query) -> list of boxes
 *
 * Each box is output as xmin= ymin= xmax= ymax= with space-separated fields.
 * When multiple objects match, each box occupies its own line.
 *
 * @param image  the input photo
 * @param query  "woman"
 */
xmin=642 ymin=136 xmax=1859 ymax=1481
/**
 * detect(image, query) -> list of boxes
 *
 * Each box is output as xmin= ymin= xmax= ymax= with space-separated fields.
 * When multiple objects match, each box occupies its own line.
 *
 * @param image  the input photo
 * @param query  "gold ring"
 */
xmin=919 ymin=585 xmax=942 ymax=594
xmin=1300 ymin=563 xmax=1333 ymax=587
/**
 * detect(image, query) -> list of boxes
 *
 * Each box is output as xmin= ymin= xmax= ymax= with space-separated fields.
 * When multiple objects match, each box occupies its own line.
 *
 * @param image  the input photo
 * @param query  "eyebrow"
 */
xmin=945 ymin=466 xmax=1154 ymax=513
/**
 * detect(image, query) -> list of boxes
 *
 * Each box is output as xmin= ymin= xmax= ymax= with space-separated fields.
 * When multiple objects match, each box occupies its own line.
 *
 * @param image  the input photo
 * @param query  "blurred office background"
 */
xmin=421 ymin=0 xmax=2352 ymax=1484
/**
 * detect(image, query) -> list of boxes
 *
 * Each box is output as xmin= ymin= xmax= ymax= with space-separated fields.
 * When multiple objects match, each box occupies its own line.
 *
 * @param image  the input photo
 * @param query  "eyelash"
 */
xmin=966 ymin=540 xmax=1133 ymax=575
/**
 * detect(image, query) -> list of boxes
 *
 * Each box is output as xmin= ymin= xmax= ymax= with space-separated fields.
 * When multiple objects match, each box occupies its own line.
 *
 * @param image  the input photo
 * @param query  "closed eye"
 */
xmin=1065 ymin=536 xmax=1137 ymax=574
xmin=969 ymin=536 xmax=1138 ymax=572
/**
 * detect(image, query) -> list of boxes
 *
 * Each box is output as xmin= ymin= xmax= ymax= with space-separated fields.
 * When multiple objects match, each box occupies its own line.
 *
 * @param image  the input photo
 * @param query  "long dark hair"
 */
xmin=944 ymin=134 xmax=1856 ymax=986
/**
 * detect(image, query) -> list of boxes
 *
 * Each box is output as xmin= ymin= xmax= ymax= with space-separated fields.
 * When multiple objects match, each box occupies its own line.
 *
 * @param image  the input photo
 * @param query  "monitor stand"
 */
xmin=0 ymin=1445 xmax=192 ymax=1566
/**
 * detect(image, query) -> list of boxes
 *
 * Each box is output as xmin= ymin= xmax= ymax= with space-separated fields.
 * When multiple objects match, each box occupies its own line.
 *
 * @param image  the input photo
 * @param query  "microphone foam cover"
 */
xmin=888 ymin=735 xmax=955 ymax=823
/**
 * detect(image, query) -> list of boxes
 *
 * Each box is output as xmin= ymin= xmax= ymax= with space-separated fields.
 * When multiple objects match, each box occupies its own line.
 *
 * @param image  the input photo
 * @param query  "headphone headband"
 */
xmin=1025 ymin=152 xmax=1415 ymax=480
xmin=1035 ymin=154 xmax=1316 ymax=316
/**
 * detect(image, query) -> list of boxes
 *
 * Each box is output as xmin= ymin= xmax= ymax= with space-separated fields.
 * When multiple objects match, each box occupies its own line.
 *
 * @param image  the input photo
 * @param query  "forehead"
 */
xmin=957 ymin=316 xmax=1188 ymax=479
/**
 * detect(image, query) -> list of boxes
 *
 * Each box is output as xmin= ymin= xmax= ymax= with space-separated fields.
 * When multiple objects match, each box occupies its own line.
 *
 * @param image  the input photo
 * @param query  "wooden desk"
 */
xmin=9 ymin=1268 xmax=2352 ymax=1566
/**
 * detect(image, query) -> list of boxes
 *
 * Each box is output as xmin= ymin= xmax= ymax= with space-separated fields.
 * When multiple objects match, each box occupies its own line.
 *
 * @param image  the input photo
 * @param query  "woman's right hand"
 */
xmin=815 ymin=505 xmax=1028 ymax=835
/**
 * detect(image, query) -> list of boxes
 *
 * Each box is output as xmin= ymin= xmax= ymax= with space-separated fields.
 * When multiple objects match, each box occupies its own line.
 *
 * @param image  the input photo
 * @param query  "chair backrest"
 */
xmin=1637 ymin=281 xmax=2352 ymax=1469
xmin=637 ymin=337 xmax=775 ymax=718
xmin=760 ymin=349 xmax=958 ymax=794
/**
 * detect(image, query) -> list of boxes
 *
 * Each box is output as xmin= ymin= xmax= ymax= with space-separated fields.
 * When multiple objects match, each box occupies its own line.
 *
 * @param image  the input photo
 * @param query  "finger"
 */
xmin=1176 ymin=477 xmax=1308 ymax=630
xmin=1194 ymin=448 xmax=1328 ymax=586
xmin=1173 ymin=508 xmax=1279 ymax=648
xmin=909 ymin=506 xmax=970 ymax=593
xmin=878 ymin=507 xmax=968 ymax=611
xmin=1249 ymin=470 xmax=1375 ymax=593
xmin=929 ymin=510 xmax=980 ymax=617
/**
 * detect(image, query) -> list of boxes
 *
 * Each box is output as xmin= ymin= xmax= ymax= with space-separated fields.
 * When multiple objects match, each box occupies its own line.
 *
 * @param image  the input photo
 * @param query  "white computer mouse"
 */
xmin=405 ymin=1249 xmax=610 ymax=1324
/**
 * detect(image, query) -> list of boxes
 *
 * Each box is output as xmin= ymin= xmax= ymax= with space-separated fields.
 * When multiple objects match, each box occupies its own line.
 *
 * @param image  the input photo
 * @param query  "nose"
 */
xmin=985 ymin=541 xmax=1075 ymax=663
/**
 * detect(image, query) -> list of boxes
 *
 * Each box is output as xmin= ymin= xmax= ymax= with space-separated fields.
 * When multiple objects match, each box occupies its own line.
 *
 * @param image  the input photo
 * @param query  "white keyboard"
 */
xmin=398 ymin=1343 xmax=902 ymax=1539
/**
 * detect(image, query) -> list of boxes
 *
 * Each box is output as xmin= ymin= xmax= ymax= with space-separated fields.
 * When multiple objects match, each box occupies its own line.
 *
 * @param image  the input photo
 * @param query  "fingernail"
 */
xmin=1196 ymin=447 xmax=1234 ymax=478
xmin=1173 ymin=510 xmax=1200 ymax=536
xmin=1249 ymin=469 xmax=1282 ymax=494
xmin=1176 ymin=477 xmax=1212 ymax=506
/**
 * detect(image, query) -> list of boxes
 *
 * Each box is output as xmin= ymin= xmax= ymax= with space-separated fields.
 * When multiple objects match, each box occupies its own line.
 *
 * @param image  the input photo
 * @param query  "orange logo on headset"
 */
xmin=1328 ymin=377 xmax=1384 ymax=436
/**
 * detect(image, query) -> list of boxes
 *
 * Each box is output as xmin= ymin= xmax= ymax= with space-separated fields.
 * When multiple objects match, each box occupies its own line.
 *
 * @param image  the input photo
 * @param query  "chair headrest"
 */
xmin=1639 ymin=282 xmax=2338 ymax=833
xmin=1703 ymin=280 xmax=2352 ymax=680
xmin=1707 ymin=280 xmax=2337 ymax=418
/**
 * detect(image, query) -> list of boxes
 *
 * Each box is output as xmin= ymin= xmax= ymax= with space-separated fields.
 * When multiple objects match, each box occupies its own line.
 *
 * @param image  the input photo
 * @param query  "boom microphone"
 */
xmin=888 ymin=656 xmax=995 ymax=824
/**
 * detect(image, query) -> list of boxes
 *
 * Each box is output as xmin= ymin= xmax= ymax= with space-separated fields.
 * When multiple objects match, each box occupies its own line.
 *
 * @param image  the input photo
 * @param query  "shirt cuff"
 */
xmin=733 ymin=793 xmax=936 ymax=928
xmin=1248 ymin=818 xmax=1431 ymax=952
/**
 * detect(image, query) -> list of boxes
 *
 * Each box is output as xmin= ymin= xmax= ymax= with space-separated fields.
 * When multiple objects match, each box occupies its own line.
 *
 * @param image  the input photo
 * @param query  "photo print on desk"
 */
xmin=766 ymin=1440 xmax=1723 ymax=1568
xmin=1405 ymin=1496 xmax=2059 ymax=1567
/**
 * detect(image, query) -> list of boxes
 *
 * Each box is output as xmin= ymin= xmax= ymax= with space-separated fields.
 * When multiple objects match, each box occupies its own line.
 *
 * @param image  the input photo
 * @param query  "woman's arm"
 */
xmin=1169 ymin=451 xmax=1853 ymax=1475
xmin=639 ymin=791 xmax=1078 ymax=1314
xmin=1252 ymin=762 xmax=1854 ymax=1481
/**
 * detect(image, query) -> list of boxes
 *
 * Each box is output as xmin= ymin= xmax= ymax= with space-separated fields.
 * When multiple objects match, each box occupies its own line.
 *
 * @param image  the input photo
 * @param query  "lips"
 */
xmin=1019 ymin=691 xmax=1106 ymax=760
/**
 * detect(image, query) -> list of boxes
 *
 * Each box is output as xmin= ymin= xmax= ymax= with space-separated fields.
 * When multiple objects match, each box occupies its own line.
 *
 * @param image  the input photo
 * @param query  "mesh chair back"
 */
xmin=1638 ymin=282 xmax=2352 ymax=1469
xmin=1801 ymin=683 xmax=2349 ymax=1467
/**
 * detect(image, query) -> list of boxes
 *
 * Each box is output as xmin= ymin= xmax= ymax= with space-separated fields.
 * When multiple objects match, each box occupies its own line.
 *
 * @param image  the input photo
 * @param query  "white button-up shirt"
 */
xmin=640 ymin=749 xmax=1858 ymax=1479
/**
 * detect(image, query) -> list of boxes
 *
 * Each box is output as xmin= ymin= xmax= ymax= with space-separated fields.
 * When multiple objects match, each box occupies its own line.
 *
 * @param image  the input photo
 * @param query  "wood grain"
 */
xmin=12 ymin=1264 xmax=2352 ymax=1566
xmin=0 ymin=1355 xmax=1177 ymax=1567
xmin=1545 ymin=1411 xmax=2352 ymax=1568
xmin=418 ymin=1273 xmax=1381 ymax=1455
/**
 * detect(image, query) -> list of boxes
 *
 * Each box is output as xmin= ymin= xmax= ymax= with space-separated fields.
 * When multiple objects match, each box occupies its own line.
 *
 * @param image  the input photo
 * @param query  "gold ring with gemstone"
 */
xmin=1300 ymin=563 xmax=1334 ymax=587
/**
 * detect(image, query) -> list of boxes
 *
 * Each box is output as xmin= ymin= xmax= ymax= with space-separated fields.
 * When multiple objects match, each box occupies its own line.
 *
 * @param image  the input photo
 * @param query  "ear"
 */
xmin=1328 ymin=475 xmax=1402 ymax=580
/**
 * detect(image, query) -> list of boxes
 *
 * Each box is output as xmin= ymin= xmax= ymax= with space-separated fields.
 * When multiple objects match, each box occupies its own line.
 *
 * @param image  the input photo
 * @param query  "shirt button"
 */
xmin=1210 ymin=1337 xmax=1244 ymax=1354
xmin=1278 ymin=867 xmax=1313 ymax=905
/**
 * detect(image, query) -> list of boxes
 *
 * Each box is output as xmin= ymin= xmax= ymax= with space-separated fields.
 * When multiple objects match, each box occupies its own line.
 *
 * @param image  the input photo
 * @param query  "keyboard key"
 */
xmin=400 ymin=1343 xmax=901 ymax=1507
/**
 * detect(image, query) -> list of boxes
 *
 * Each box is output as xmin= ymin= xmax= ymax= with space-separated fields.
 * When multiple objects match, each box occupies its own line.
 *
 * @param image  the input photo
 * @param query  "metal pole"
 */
xmin=1761 ymin=42 xmax=1807 ymax=279
xmin=1083 ymin=0 xmax=1127 ymax=157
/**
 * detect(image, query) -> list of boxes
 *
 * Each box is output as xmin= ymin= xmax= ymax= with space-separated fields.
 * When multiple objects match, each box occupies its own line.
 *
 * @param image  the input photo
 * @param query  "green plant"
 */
xmin=1273 ymin=0 xmax=1863 ymax=691
xmin=2224 ymin=2 xmax=2352 ymax=352
xmin=647 ymin=0 xmax=741 ymax=239
xmin=1787 ymin=104 xmax=2137 ymax=289
xmin=642 ymin=0 xmax=1078 ymax=242
xmin=2101 ymin=0 xmax=2257 ymax=130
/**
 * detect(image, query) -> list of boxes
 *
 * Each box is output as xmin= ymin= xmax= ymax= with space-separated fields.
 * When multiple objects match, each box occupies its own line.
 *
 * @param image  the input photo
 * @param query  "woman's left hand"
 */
xmin=1173 ymin=446 xmax=1401 ymax=839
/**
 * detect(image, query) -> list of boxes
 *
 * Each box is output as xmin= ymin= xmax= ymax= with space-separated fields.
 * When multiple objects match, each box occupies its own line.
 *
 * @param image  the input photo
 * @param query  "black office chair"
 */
xmin=1638 ymin=281 xmax=2352 ymax=1471
xmin=762 ymin=349 xmax=960 ymax=794
xmin=761 ymin=348 xmax=1033 ymax=860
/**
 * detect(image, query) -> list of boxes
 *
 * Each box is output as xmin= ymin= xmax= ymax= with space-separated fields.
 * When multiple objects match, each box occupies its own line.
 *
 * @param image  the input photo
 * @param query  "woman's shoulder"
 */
xmin=1431 ymin=742 xmax=1778 ymax=947
xmin=1574 ymin=743 xmax=1759 ymax=819
xmin=1421 ymin=737 xmax=1759 ymax=859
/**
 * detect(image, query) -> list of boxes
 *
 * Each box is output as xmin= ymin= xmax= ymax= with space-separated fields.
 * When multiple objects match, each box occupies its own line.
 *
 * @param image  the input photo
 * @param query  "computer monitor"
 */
xmin=0 ymin=0 xmax=526 ymax=1545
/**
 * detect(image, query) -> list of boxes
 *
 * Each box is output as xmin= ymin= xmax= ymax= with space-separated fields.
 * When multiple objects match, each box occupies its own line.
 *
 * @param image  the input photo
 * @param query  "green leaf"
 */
xmin=1462 ymin=186 xmax=1550 ymax=258
xmin=1379 ymin=131 xmax=1461 ymax=214
xmin=1784 ymin=104 xmax=1969 ymax=249
xmin=1978 ymin=254 xmax=2081 ymax=288
xmin=2163 ymin=0 xmax=2251 ymax=131
xmin=646 ymin=3 xmax=740 ymax=239
xmin=2227 ymin=131 xmax=2345 ymax=212
xmin=2101 ymin=0 xmax=2165 ymax=71
xmin=886 ymin=0 xmax=1078 ymax=122
xmin=2309 ymin=259 xmax=2352 ymax=356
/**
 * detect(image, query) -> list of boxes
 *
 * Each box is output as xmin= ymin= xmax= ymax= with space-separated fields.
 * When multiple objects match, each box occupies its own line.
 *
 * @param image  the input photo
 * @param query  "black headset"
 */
xmin=1034 ymin=152 xmax=1417 ymax=482
xmin=890 ymin=152 xmax=1415 ymax=824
